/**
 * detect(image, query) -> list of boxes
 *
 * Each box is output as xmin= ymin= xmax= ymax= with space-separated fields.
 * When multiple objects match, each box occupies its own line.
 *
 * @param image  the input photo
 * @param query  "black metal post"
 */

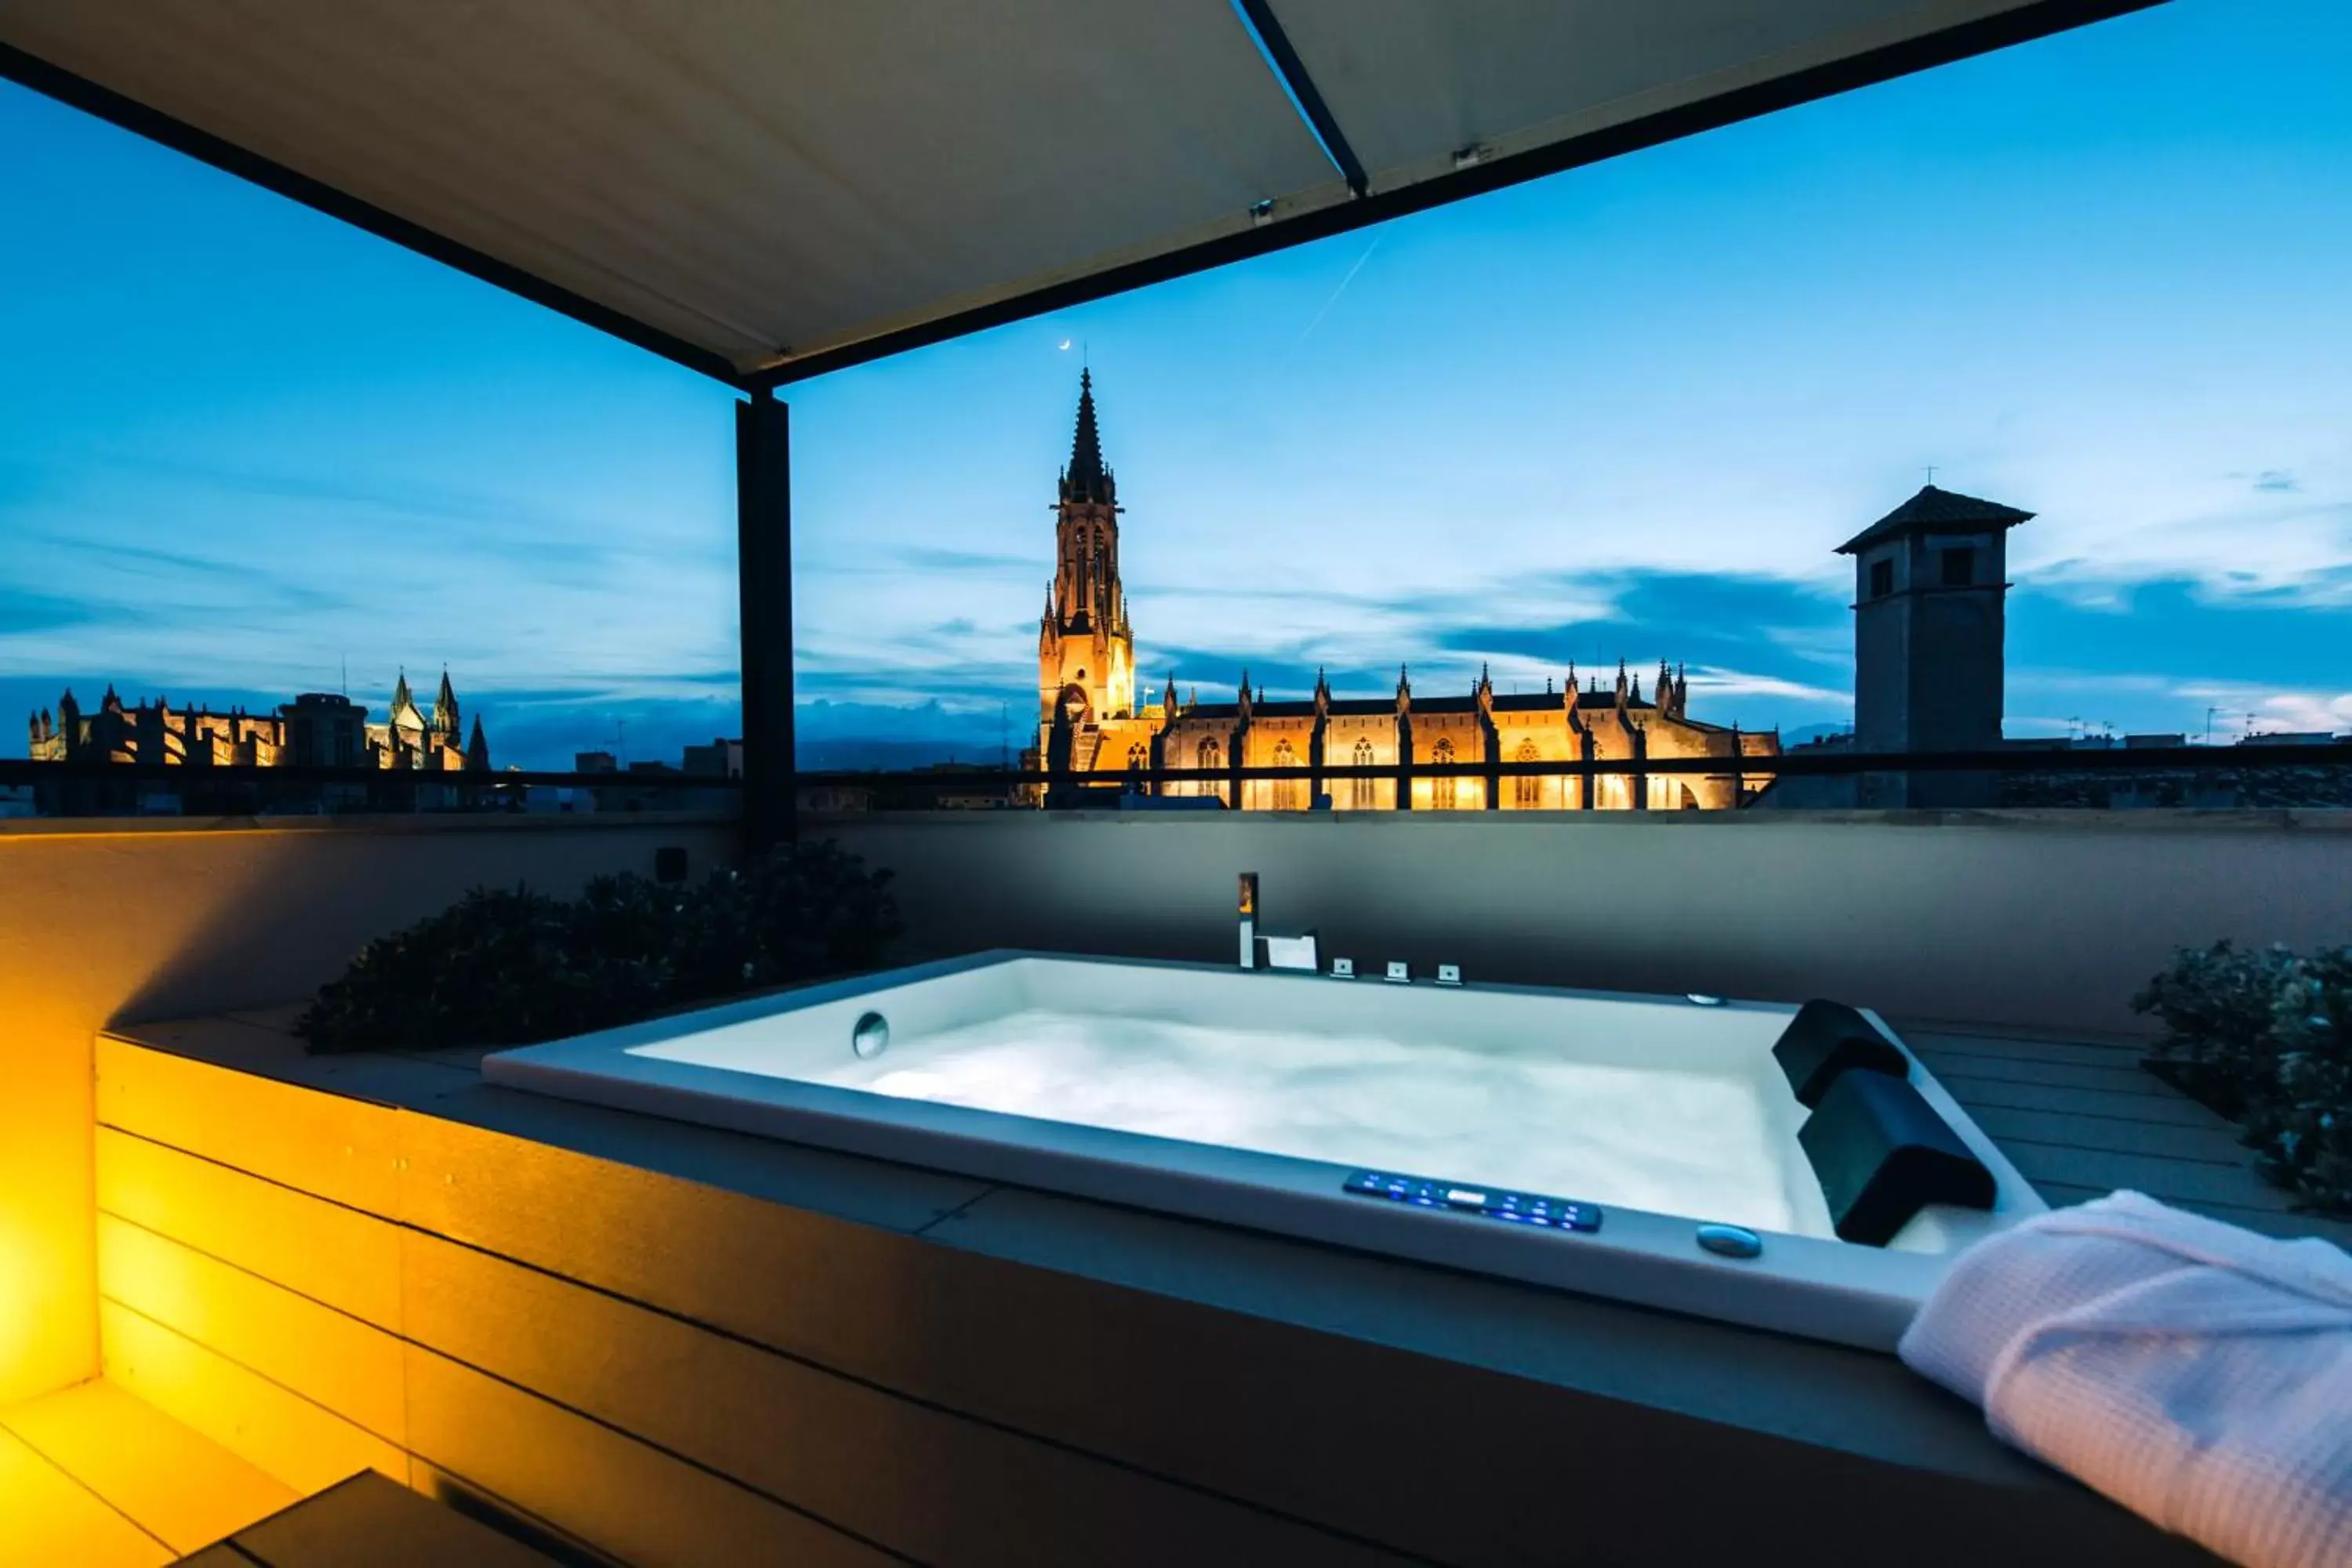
xmin=736 ymin=390 xmax=796 ymax=848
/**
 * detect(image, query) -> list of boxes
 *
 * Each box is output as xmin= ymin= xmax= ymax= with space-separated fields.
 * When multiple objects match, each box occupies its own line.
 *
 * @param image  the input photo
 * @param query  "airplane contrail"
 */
xmin=1293 ymin=234 xmax=1385 ymax=349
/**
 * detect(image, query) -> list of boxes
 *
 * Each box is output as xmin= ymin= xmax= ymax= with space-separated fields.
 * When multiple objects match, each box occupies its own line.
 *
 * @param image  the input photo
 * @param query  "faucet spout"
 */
xmin=1238 ymin=873 xmax=1258 ymax=970
xmin=1237 ymin=872 xmax=1317 ymax=971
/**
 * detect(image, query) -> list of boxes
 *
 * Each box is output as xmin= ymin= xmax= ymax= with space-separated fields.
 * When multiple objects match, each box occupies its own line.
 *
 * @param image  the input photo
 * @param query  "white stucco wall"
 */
xmin=825 ymin=809 xmax=2352 ymax=1037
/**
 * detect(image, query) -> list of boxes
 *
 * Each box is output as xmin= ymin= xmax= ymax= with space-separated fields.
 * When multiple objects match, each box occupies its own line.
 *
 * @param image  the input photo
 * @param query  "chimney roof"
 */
xmin=1838 ymin=485 xmax=2034 ymax=554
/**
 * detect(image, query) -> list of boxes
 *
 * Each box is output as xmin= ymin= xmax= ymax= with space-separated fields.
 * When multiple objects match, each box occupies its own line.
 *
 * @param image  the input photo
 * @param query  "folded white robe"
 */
xmin=1900 ymin=1191 xmax=2352 ymax=1568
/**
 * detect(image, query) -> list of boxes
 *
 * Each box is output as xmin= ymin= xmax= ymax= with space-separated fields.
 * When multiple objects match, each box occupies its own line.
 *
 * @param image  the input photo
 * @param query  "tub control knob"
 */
xmin=1696 ymin=1223 xmax=1762 ymax=1260
xmin=851 ymin=1011 xmax=890 ymax=1060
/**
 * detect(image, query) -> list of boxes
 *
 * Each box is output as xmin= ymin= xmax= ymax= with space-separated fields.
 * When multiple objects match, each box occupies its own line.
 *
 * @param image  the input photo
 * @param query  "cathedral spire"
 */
xmin=435 ymin=667 xmax=460 ymax=735
xmin=1060 ymin=369 xmax=1115 ymax=506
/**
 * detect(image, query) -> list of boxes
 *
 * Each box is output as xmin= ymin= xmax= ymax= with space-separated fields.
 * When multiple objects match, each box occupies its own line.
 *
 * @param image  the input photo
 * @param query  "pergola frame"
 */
xmin=0 ymin=2 xmax=2162 ymax=847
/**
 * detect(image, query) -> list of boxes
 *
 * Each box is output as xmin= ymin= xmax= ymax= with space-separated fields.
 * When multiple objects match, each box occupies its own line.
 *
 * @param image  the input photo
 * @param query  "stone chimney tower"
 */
xmin=1837 ymin=485 xmax=2034 ymax=807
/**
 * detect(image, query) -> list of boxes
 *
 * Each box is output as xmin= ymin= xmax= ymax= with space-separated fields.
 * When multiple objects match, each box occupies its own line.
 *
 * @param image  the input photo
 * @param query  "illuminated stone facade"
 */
xmin=27 ymin=668 xmax=489 ymax=772
xmin=1033 ymin=375 xmax=1777 ymax=809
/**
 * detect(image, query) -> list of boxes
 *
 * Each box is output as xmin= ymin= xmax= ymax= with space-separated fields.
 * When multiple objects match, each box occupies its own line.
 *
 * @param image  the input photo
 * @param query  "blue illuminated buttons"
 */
xmin=1344 ymin=1171 xmax=1601 ymax=1233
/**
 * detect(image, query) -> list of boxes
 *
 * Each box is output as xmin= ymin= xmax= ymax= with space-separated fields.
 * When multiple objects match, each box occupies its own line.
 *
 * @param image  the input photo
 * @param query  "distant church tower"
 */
xmin=1838 ymin=485 xmax=2034 ymax=806
xmin=1036 ymin=371 xmax=1136 ymax=757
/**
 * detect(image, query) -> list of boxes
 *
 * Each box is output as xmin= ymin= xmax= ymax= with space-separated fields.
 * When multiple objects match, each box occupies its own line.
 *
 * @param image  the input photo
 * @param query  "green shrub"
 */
xmin=2131 ymin=939 xmax=2296 ymax=1118
xmin=2134 ymin=938 xmax=2350 ymax=1214
xmin=298 ymin=841 xmax=900 ymax=1052
xmin=2249 ymin=948 xmax=2352 ymax=1214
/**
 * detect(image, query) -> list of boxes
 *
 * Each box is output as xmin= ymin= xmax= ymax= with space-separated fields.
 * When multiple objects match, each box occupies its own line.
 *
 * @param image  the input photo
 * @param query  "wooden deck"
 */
xmin=0 ymin=1379 xmax=296 ymax=1566
xmin=172 ymin=1470 xmax=559 ymax=1565
xmin=1901 ymin=1022 xmax=2352 ymax=1249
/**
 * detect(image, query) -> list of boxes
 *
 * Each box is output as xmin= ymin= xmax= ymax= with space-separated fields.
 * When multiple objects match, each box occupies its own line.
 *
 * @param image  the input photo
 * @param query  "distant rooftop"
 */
xmin=1837 ymin=485 xmax=2035 ymax=554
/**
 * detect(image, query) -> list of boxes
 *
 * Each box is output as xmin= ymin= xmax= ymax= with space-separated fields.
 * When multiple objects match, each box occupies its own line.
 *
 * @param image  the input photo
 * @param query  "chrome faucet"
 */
xmin=1238 ymin=872 xmax=1319 ymax=972
xmin=1239 ymin=873 xmax=1258 ymax=970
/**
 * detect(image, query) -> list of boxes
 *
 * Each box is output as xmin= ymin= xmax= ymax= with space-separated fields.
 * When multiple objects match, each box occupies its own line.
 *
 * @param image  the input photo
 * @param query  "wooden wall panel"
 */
xmin=409 ymin=1459 xmax=628 ymax=1567
xmin=394 ymin=1112 xmax=913 ymax=1374
xmin=97 ymin=1219 xmax=406 ymax=1446
xmin=400 ymin=1228 xmax=1403 ymax=1568
xmin=97 ymin=1302 xmax=404 ymax=1495
xmin=401 ymin=1347 xmax=898 ymax=1568
xmin=92 ymin=1035 xmax=2201 ymax=1567
xmin=94 ymin=1128 xmax=401 ymax=1330
xmin=95 ymin=1037 xmax=400 ymax=1214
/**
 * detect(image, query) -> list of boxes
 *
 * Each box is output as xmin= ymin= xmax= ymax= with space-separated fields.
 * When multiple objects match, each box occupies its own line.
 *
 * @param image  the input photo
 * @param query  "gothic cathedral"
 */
xmin=1032 ymin=373 xmax=1778 ymax=810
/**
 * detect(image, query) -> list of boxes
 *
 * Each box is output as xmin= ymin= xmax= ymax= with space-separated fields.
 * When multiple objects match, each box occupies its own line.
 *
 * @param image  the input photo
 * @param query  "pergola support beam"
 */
xmin=736 ymin=391 xmax=797 ymax=848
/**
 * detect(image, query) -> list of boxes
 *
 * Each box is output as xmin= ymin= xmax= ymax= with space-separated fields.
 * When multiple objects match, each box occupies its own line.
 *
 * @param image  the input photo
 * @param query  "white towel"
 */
xmin=1900 ymin=1191 xmax=2352 ymax=1568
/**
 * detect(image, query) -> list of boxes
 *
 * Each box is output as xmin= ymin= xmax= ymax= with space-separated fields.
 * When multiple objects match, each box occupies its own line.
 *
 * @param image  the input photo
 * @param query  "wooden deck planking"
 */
xmin=1921 ymin=1073 xmax=2234 ymax=1128
xmin=1907 ymin=1028 xmax=2352 ymax=1250
xmin=1917 ymin=1052 xmax=2176 ymax=1097
xmin=189 ymin=1469 xmax=561 ymax=1566
xmin=1959 ymin=1102 xmax=2251 ymax=1164
xmin=0 ymin=1421 xmax=172 ymax=1568
xmin=1906 ymin=1035 xmax=2151 ymax=1070
xmin=0 ymin=1381 xmax=296 ymax=1558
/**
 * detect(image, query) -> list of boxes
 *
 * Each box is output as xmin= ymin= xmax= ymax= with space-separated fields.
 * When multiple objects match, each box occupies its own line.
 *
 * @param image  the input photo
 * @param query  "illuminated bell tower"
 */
xmin=1036 ymin=370 xmax=1135 ymax=748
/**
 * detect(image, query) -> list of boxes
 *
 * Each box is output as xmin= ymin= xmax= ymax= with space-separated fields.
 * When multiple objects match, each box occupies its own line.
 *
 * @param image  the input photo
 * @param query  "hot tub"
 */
xmin=484 ymin=952 xmax=2041 ymax=1348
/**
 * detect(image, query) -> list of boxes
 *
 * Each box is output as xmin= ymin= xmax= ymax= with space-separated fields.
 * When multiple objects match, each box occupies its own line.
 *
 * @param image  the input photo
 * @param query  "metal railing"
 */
xmin=6 ymin=740 xmax=2348 ymax=820
xmin=0 ymin=757 xmax=742 ymax=819
xmin=793 ymin=740 xmax=2352 ymax=808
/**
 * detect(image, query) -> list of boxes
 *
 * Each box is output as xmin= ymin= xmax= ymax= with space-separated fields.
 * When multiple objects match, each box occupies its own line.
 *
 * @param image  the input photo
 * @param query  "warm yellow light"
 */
xmin=0 ymin=1221 xmax=36 ymax=1394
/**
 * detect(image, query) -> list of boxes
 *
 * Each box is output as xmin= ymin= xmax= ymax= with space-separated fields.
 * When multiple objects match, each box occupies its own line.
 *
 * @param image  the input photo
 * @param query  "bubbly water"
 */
xmin=811 ymin=1007 xmax=1809 ymax=1235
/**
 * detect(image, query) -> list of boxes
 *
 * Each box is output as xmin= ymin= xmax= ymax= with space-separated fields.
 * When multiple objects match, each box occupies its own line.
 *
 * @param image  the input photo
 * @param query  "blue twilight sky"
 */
xmin=3 ymin=0 xmax=2350 ymax=770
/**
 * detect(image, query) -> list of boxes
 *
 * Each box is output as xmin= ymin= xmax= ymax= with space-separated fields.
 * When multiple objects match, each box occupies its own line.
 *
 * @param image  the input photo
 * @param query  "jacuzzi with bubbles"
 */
xmin=485 ymin=952 xmax=2041 ymax=1348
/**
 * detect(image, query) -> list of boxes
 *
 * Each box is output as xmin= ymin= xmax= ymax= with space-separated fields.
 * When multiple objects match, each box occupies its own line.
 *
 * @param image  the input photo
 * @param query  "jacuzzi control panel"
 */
xmin=1345 ymin=1171 xmax=1602 ymax=1232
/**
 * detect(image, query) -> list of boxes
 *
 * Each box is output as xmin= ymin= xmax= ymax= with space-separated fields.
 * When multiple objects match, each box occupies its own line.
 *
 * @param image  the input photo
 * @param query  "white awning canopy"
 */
xmin=0 ymin=1 xmax=2150 ymax=385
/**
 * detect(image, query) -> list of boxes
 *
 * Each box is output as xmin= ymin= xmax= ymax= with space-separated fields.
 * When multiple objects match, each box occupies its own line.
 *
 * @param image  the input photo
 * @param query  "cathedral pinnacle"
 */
xmin=1060 ymin=369 xmax=1115 ymax=506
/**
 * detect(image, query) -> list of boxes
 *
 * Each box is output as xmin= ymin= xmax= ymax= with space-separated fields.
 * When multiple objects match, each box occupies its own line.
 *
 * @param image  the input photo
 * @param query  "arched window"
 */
xmin=1432 ymin=738 xmax=1457 ymax=810
xmin=1196 ymin=737 xmax=1221 ymax=799
xmin=1515 ymin=739 xmax=1541 ymax=808
xmin=1351 ymin=738 xmax=1377 ymax=811
xmin=1272 ymin=738 xmax=1302 ymax=811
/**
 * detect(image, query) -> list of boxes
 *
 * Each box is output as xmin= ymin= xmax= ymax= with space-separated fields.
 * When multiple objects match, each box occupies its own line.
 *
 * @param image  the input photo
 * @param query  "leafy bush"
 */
xmin=2135 ymin=938 xmax=2351 ymax=1214
xmin=2132 ymin=939 xmax=2297 ymax=1118
xmin=2249 ymin=948 xmax=2352 ymax=1213
xmin=298 ymin=840 xmax=900 ymax=1052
